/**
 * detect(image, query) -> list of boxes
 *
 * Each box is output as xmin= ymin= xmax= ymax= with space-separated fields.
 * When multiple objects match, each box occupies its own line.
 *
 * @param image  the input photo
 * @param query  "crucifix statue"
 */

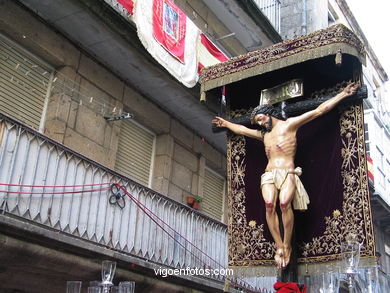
xmin=212 ymin=82 xmax=359 ymax=269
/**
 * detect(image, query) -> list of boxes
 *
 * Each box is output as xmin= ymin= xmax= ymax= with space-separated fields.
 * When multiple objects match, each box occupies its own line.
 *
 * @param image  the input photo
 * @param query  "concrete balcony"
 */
xmin=0 ymin=113 xmax=250 ymax=292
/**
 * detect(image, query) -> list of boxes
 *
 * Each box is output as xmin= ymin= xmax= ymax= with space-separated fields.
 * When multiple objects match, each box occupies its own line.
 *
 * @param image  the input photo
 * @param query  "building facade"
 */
xmin=1 ymin=0 xmax=388 ymax=292
xmin=280 ymin=0 xmax=390 ymax=287
xmin=0 ymin=0 xmax=280 ymax=292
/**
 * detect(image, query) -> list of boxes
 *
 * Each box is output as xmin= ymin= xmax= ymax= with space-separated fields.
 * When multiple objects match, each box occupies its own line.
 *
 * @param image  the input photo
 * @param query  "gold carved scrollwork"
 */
xmin=228 ymin=111 xmax=275 ymax=267
xmin=300 ymin=105 xmax=375 ymax=263
xmin=228 ymin=105 xmax=375 ymax=269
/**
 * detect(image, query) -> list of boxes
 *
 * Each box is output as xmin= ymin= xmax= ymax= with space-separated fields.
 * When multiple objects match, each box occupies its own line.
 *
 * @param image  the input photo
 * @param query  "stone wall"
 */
xmin=0 ymin=227 xmax=222 ymax=293
xmin=280 ymin=0 xmax=328 ymax=40
xmin=45 ymin=61 xmax=123 ymax=169
xmin=0 ymin=0 xmax=226 ymax=216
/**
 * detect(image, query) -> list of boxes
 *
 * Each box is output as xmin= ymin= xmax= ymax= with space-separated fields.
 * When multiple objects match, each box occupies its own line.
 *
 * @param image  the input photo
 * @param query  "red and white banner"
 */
xmin=153 ymin=0 xmax=186 ymax=63
xmin=367 ymin=155 xmax=374 ymax=183
xmin=117 ymin=0 xmax=134 ymax=15
xmin=197 ymin=33 xmax=228 ymax=74
xmin=134 ymin=0 xmax=199 ymax=87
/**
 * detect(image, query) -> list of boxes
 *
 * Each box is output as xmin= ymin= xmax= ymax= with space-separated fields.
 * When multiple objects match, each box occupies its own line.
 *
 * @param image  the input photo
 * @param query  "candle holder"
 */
xmin=341 ymin=239 xmax=361 ymax=291
xmin=119 ymin=281 xmax=135 ymax=293
xmin=341 ymin=240 xmax=360 ymax=274
xmin=66 ymin=260 xmax=135 ymax=292
xmin=66 ymin=281 xmax=82 ymax=293
xmin=101 ymin=260 xmax=117 ymax=293
xmin=87 ymin=286 xmax=102 ymax=293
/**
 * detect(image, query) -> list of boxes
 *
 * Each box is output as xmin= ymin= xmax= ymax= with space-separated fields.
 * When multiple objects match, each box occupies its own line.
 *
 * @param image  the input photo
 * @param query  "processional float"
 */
xmin=200 ymin=24 xmax=376 ymax=286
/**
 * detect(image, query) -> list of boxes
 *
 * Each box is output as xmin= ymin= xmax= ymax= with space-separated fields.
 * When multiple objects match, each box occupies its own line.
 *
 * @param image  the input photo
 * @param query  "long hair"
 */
xmin=250 ymin=105 xmax=285 ymax=123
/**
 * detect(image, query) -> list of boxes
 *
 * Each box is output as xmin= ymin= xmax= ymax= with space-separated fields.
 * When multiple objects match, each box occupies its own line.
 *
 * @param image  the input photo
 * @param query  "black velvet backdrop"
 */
xmin=242 ymin=110 xmax=344 ymax=254
xmin=203 ymin=25 xmax=376 ymax=271
xmin=226 ymin=58 xmax=374 ymax=269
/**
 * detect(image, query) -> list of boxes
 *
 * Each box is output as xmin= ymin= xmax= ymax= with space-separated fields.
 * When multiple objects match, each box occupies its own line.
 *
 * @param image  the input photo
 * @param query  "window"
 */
xmin=376 ymin=147 xmax=384 ymax=170
xmin=385 ymin=244 xmax=390 ymax=256
xmin=202 ymin=167 xmax=225 ymax=221
xmin=376 ymin=147 xmax=385 ymax=188
xmin=386 ymin=160 xmax=390 ymax=191
xmin=114 ymin=119 xmax=155 ymax=187
xmin=0 ymin=34 xmax=53 ymax=130
xmin=327 ymin=4 xmax=338 ymax=26
xmin=364 ymin=123 xmax=370 ymax=156
xmin=377 ymin=168 xmax=386 ymax=188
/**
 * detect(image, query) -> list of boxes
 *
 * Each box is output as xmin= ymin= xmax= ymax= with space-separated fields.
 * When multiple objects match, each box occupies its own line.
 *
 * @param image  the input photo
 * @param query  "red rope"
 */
xmin=115 ymin=184 xmax=226 ymax=268
xmin=0 ymin=182 xmax=112 ymax=195
xmin=0 ymin=182 xmax=112 ymax=188
xmin=114 ymin=184 xmax=257 ymax=292
xmin=0 ymin=182 xmax=258 ymax=292
xmin=0 ymin=187 xmax=111 ymax=195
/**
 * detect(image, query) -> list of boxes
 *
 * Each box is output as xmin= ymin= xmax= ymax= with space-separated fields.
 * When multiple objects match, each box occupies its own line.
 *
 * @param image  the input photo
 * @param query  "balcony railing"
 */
xmin=253 ymin=0 xmax=281 ymax=33
xmin=0 ymin=113 xmax=277 ymax=291
xmin=0 ymin=113 xmax=227 ymax=281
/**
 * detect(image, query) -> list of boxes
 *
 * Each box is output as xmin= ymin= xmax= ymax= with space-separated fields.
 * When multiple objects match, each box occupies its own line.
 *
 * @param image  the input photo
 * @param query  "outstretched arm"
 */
xmin=212 ymin=116 xmax=263 ymax=140
xmin=288 ymin=82 xmax=360 ymax=130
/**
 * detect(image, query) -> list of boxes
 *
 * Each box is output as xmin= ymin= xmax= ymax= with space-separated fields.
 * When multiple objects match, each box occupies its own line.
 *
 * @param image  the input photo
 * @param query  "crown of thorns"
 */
xmin=250 ymin=105 xmax=285 ymax=123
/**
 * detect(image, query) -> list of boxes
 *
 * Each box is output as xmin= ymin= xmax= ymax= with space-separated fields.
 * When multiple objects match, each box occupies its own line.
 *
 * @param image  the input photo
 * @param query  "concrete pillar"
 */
xmin=152 ymin=134 xmax=174 ymax=195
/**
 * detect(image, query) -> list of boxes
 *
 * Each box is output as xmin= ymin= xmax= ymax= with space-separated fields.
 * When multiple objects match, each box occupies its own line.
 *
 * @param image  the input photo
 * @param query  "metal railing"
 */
xmin=0 ymin=113 xmax=228 ymax=282
xmin=0 ymin=113 xmax=278 ymax=291
xmin=253 ymin=0 xmax=281 ymax=33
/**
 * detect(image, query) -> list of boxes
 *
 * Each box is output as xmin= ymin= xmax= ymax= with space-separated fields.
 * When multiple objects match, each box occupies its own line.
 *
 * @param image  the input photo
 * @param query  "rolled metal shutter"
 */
xmin=115 ymin=119 xmax=155 ymax=186
xmin=0 ymin=35 xmax=51 ymax=130
xmin=203 ymin=168 xmax=225 ymax=220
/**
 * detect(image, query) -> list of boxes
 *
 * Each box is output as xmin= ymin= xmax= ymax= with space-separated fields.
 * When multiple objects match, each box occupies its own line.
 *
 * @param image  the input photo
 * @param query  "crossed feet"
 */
xmin=274 ymin=244 xmax=292 ymax=269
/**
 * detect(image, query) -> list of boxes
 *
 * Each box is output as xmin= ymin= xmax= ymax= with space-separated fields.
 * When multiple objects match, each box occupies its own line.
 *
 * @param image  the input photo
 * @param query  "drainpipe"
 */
xmin=302 ymin=0 xmax=307 ymax=35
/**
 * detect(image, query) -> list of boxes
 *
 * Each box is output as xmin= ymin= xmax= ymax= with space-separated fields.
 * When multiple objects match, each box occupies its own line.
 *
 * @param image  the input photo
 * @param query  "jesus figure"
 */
xmin=212 ymin=82 xmax=359 ymax=269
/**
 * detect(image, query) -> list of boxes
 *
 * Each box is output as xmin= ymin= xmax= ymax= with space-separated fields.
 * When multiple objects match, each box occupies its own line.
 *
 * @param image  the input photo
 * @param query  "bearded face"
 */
xmin=265 ymin=116 xmax=272 ymax=132
xmin=254 ymin=114 xmax=273 ymax=133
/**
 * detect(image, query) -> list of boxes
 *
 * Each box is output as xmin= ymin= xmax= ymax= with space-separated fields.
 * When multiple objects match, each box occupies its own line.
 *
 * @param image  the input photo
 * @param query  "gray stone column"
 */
xmin=152 ymin=134 xmax=174 ymax=195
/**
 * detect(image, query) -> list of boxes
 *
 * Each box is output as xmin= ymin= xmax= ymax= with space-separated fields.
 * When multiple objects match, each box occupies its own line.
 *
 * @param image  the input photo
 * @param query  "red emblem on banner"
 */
xmin=117 ymin=0 xmax=134 ymax=14
xmin=153 ymin=0 xmax=186 ymax=63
